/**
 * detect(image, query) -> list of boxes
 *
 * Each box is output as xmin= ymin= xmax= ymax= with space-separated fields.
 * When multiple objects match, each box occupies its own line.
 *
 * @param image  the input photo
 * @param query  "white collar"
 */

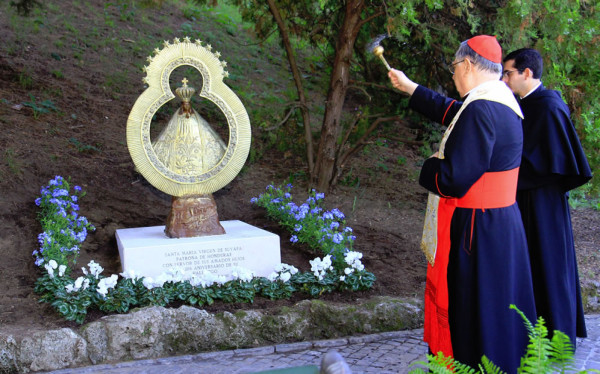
xmin=521 ymin=81 xmax=542 ymax=99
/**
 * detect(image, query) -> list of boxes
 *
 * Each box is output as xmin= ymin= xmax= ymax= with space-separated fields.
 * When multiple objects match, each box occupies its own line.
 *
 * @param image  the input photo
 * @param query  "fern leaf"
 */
xmin=479 ymin=355 xmax=507 ymax=374
xmin=548 ymin=330 xmax=575 ymax=373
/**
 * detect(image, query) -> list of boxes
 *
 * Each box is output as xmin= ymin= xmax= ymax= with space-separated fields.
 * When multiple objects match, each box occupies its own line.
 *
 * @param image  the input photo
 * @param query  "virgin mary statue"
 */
xmin=152 ymin=78 xmax=227 ymax=176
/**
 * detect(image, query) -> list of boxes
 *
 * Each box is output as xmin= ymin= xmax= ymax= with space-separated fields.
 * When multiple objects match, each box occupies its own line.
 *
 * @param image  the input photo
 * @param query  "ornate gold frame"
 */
xmin=127 ymin=37 xmax=251 ymax=196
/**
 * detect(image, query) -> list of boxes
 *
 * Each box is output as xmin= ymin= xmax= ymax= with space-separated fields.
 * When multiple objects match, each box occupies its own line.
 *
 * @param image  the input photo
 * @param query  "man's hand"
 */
xmin=388 ymin=69 xmax=418 ymax=96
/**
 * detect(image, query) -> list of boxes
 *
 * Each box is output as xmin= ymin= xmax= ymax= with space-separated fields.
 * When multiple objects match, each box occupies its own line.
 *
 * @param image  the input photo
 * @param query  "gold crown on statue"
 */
xmin=175 ymin=77 xmax=195 ymax=102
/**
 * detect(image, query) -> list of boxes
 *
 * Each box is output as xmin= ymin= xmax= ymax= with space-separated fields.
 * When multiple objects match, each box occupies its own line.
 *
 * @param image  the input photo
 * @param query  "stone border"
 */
xmin=0 ymin=297 xmax=423 ymax=373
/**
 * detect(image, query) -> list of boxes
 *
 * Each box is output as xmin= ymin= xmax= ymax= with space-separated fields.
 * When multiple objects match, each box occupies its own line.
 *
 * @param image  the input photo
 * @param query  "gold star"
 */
xmin=183 ymin=36 xmax=191 ymax=43
xmin=194 ymin=39 xmax=202 ymax=45
xmin=206 ymin=44 xmax=212 ymax=51
xmin=173 ymin=37 xmax=181 ymax=44
xmin=215 ymin=51 xmax=221 ymax=58
xmin=142 ymin=66 xmax=148 ymax=73
xmin=223 ymin=71 xmax=229 ymax=78
xmin=154 ymin=48 xmax=160 ymax=55
xmin=163 ymin=40 xmax=170 ymax=48
xmin=221 ymin=61 xmax=228 ymax=68
xmin=146 ymin=55 xmax=153 ymax=63
xmin=142 ymin=77 xmax=149 ymax=84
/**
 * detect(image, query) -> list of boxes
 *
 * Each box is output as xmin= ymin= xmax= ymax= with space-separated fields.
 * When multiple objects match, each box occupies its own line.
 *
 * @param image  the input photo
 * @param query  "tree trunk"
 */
xmin=314 ymin=0 xmax=365 ymax=192
xmin=266 ymin=0 xmax=315 ymax=179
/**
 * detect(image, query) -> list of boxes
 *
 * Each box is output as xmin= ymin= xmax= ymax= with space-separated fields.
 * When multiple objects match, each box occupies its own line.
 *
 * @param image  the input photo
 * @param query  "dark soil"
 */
xmin=0 ymin=1 xmax=598 ymax=337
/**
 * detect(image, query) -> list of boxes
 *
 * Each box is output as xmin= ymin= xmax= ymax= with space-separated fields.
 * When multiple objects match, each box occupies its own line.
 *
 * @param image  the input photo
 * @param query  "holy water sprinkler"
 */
xmin=372 ymin=45 xmax=391 ymax=71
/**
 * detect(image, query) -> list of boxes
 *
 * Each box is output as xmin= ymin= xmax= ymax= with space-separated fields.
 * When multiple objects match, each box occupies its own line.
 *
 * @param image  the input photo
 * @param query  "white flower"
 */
xmin=340 ymin=276 xmax=346 ymax=282
xmin=344 ymin=267 xmax=353 ymax=275
xmin=82 ymin=267 xmax=88 ymax=275
xmin=120 ymin=269 xmax=141 ymax=280
xmin=267 ymin=272 xmax=278 ymax=282
xmin=58 ymin=265 xmax=67 ymax=277
xmin=142 ymin=277 xmax=155 ymax=290
xmin=48 ymin=260 xmax=58 ymax=269
xmin=97 ymin=284 xmax=109 ymax=297
xmin=87 ymin=260 xmax=104 ymax=278
xmin=44 ymin=263 xmax=55 ymax=278
xmin=231 ymin=266 xmax=254 ymax=282
xmin=279 ymin=272 xmax=291 ymax=283
xmin=65 ymin=284 xmax=75 ymax=293
xmin=74 ymin=276 xmax=84 ymax=290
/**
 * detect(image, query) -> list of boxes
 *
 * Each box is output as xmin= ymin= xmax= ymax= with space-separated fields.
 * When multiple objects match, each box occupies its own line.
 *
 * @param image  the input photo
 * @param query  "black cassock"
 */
xmin=411 ymin=85 xmax=536 ymax=372
xmin=517 ymin=84 xmax=592 ymax=346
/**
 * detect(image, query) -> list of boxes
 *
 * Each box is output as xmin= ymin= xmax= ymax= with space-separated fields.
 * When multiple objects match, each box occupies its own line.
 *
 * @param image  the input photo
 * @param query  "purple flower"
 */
xmin=290 ymin=235 xmax=298 ymax=243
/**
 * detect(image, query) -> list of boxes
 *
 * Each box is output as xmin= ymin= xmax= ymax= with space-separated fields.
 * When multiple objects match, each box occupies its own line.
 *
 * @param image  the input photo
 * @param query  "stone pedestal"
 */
xmin=116 ymin=220 xmax=281 ymax=279
xmin=165 ymin=194 xmax=225 ymax=238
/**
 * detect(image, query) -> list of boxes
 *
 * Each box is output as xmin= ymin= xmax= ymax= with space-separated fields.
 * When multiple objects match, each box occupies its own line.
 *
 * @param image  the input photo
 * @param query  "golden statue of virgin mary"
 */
xmin=152 ymin=78 xmax=227 ymax=175
xmin=127 ymin=37 xmax=251 ymax=239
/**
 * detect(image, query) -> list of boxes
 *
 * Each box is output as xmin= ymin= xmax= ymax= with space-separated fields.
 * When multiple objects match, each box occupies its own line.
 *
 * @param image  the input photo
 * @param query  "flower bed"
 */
xmin=33 ymin=177 xmax=375 ymax=324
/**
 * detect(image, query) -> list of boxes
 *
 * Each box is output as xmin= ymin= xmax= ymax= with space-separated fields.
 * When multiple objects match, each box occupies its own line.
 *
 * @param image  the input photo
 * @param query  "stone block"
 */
xmin=116 ymin=220 xmax=281 ymax=279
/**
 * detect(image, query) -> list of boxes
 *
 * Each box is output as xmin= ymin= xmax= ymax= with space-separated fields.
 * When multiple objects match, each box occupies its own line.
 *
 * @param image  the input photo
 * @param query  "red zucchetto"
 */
xmin=466 ymin=35 xmax=502 ymax=63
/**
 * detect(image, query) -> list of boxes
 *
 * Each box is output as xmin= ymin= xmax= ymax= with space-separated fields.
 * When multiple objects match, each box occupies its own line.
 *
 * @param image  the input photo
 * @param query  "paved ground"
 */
xmin=45 ymin=315 xmax=600 ymax=374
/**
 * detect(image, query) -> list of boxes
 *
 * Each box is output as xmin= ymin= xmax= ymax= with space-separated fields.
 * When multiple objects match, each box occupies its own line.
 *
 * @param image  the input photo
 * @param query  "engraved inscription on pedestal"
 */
xmin=116 ymin=220 xmax=281 ymax=279
xmin=161 ymin=245 xmax=245 ymax=275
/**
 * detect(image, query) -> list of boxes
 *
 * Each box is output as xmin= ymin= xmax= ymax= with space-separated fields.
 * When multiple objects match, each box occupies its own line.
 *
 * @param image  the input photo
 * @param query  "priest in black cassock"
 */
xmin=388 ymin=36 xmax=537 ymax=372
xmin=502 ymin=48 xmax=592 ymax=347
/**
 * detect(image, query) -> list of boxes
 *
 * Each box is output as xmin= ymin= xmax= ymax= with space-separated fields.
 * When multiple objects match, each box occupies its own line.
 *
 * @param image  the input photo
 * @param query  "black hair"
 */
xmin=503 ymin=48 xmax=543 ymax=79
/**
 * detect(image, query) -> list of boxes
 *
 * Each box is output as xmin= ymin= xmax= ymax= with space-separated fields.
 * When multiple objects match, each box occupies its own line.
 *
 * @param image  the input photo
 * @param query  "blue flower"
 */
xmin=330 ymin=222 xmax=340 ymax=230
xmin=322 ymin=212 xmax=334 ymax=220
xmin=344 ymin=227 xmax=353 ymax=233
xmin=331 ymin=209 xmax=345 ymax=219
xmin=294 ymin=224 xmax=303 ymax=232
xmin=52 ymin=188 xmax=69 ymax=197
xmin=333 ymin=233 xmax=344 ymax=244
xmin=294 ymin=212 xmax=306 ymax=221
xmin=290 ymin=235 xmax=298 ymax=243
xmin=315 ymin=192 xmax=325 ymax=200
xmin=284 ymin=192 xmax=291 ymax=199
xmin=74 ymin=185 xmax=82 ymax=192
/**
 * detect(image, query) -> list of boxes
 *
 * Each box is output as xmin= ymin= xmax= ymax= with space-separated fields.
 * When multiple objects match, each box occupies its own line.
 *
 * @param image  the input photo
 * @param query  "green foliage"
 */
xmin=495 ymin=0 xmax=600 ymax=196
xmin=408 ymin=305 xmax=590 ymax=374
xmin=34 ymin=177 xmax=375 ymax=324
xmin=3 ymin=148 xmax=22 ymax=176
xmin=69 ymin=138 xmax=102 ymax=153
xmin=22 ymin=94 xmax=58 ymax=119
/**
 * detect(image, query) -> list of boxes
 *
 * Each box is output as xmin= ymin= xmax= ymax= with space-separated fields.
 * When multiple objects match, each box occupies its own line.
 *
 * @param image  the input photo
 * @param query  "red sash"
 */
xmin=423 ymin=167 xmax=519 ymax=357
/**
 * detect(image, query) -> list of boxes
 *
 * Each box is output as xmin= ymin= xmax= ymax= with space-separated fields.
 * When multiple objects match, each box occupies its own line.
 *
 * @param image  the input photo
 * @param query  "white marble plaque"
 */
xmin=116 ymin=220 xmax=281 ymax=279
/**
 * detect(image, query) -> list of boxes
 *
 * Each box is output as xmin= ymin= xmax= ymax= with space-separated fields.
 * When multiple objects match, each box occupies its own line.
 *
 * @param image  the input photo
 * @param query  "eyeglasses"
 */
xmin=448 ymin=59 xmax=465 ymax=74
xmin=502 ymin=69 xmax=519 ymax=78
